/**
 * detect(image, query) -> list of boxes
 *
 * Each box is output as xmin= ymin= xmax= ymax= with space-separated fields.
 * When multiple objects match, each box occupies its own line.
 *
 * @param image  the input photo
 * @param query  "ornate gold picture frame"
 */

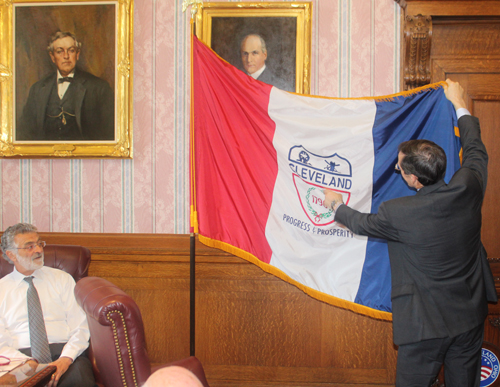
xmin=0 ymin=0 xmax=133 ymax=158
xmin=195 ymin=2 xmax=312 ymax=94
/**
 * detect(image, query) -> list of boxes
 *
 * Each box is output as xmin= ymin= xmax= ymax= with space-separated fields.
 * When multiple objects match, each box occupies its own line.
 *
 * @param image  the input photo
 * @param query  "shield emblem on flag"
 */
xmin=288 ymin=146 xmax=352 ymax=226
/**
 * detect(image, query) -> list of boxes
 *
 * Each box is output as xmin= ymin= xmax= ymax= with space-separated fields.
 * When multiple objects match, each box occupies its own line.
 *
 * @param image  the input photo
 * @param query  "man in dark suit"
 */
xmin=240 ymin=34 xmax=289 ymax=91
xmin=16 ymin=31 xmax=114 ymax=141
xmin=324 ymin=79 xmax=497 ymax=386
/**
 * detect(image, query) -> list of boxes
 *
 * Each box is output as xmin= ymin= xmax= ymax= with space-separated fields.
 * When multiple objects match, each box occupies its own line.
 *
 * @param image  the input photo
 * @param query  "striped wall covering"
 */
xmin=0 ymin=0 xmax=401 ymax=234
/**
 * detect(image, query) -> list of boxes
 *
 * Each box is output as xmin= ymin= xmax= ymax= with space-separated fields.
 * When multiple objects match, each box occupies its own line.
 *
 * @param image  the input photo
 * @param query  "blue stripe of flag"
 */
xmin=354 ymin=86 xmax=462 ymax=312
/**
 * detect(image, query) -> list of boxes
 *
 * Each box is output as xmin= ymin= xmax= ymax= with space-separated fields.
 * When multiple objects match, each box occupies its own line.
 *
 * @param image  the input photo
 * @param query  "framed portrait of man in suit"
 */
xmin=0 ymin=0 xmax=133 ymax=158
xmin=195 ymin=2 xmax=312 ymax=94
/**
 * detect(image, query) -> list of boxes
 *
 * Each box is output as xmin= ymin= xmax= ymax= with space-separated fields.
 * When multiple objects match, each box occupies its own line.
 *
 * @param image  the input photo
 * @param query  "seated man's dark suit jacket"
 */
xmin=335 ymin=115 xmax=497 ymax=346
xmin=17 ymin=68 xmax=114 ymax=141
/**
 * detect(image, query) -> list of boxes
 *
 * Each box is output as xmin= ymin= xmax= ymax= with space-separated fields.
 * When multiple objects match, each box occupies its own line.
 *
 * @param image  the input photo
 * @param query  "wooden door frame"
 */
xmin=395 ymin=0 xmax=500 ymax=90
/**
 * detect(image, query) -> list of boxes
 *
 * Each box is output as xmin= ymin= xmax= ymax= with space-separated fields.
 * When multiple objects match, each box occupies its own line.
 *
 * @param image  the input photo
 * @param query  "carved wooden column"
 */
xmin=403 ymin=15 xmax=432 ymax=90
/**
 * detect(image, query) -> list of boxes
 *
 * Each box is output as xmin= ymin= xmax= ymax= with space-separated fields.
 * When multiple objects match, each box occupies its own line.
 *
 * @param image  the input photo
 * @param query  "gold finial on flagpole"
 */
xmin=182 ymin=0 xmax=203 ymax=19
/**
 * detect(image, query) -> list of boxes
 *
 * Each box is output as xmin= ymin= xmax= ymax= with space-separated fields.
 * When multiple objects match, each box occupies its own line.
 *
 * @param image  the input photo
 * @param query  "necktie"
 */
xmin=24 ymin=277 xmax=52 ymax=364
xmin=58 ymin=77 xmax=73 ymax=84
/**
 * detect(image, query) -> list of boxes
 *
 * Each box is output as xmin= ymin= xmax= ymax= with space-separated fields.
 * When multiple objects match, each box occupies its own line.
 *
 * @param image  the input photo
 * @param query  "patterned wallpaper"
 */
xmin=0 ymin=0 xmax=401 ymax=234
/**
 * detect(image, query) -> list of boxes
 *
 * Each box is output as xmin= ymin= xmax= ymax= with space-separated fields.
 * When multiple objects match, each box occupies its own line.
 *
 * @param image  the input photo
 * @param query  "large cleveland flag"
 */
xmin=191 ymin=36 xmax=461 ymax=320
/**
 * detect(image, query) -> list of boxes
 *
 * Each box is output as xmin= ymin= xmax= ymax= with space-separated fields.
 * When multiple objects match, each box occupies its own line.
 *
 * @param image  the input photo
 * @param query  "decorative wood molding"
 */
xmin=403 ymin=15 xmax=432 ymax=90
xmin=489 ymin=315 xmax=500 ymax=330
xmin=396 ymin=0 xmax=500 ymax=17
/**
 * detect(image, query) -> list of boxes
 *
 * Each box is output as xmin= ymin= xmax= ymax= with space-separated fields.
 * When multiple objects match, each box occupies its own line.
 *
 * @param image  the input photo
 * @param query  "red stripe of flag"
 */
xmin=193 ymin=36 xmax=278 ymax=263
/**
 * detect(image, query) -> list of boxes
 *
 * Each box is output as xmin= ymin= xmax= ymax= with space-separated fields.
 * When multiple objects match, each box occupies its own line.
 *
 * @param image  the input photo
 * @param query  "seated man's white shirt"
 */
xmin=0 ymin=266 xmax=90 ymax=361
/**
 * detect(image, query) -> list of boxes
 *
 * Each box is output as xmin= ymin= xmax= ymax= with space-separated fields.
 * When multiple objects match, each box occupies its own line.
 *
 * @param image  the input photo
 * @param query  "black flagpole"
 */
xmin=189 ymin=12 xmax=196 ymax=357
xmin=190 ymin=232 xmax=195 ymax=356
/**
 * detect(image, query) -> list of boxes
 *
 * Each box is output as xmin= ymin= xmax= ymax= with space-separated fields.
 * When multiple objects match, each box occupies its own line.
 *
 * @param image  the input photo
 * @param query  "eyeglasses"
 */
xmin=13 ymin=241 xmax=46 ymax=251
xmin=394 ymin=163 xmax=401 ymax=174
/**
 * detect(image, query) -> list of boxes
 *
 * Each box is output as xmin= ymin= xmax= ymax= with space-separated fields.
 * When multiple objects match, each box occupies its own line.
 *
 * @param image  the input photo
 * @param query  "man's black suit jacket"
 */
xmin=335 ymin=115 xmax=497 ymax=346
xmin=16 ymin=68 xmax=114 ymax=141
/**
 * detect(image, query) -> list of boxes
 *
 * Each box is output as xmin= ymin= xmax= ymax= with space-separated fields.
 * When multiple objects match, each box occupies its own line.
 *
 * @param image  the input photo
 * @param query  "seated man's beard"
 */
xmin=14 ymin=251 xmax=44 ymax=271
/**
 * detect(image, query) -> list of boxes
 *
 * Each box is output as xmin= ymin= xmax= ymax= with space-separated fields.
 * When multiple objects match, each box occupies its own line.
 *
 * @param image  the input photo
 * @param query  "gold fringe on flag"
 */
xmin=198 ymin=234 xmax=393 ymax=321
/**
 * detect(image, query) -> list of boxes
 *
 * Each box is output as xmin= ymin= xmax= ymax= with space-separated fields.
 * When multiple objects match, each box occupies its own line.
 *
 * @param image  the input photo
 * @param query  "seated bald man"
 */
xmin=143 ymin=366 xmax=203 ymax=387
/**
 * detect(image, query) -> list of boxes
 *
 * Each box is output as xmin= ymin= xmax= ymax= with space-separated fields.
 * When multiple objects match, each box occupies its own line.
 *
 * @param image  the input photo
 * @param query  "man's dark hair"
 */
xmin=47 ymin=31 xmax=82 ymax=53
xmin=398 ymin=139 xmax=447 ymax=186
xmin=1 ymin=223 xmax=38 ymax=263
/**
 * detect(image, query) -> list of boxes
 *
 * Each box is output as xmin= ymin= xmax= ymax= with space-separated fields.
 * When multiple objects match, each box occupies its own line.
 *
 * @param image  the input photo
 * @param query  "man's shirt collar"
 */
xmin=11 ymin=265 xmax=45 ymax=284
xmin=57 ymin=70 xmax=75 ymax=81
xmin=249 ymin=64 xmax=266 ymax=80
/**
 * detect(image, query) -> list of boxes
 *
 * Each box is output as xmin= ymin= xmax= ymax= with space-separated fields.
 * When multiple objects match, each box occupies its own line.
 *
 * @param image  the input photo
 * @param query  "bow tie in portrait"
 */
xmin=58 ymin=77 xmax=74 ymax=84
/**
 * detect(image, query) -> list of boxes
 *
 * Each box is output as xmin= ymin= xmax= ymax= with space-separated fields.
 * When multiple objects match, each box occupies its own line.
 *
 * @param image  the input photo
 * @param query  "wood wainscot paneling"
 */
xmin=40 ymin=233 xmax=194 ymax=365
xmin=40 ymin=232 xmax=398 ymax=386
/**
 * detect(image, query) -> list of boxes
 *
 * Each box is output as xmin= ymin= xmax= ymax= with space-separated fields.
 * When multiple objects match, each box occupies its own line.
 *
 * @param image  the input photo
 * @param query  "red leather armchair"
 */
xmin=75 ymin=276 xmax=209 ymax=387
xmin=0 ymin=244 xmax=90 ymax=281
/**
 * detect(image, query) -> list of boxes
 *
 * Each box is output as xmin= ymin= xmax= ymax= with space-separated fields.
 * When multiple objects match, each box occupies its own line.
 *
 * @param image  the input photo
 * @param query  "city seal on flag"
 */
xmin=481 ymin=347 xmax=500 ymax=386
xmin=288 ymin=145 xmax=352 ymax=226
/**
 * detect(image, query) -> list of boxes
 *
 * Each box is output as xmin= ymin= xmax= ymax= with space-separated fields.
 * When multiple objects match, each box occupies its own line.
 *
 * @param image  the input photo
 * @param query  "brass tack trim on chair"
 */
xmin=107 ymin=310 xmax=139 ymax=387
